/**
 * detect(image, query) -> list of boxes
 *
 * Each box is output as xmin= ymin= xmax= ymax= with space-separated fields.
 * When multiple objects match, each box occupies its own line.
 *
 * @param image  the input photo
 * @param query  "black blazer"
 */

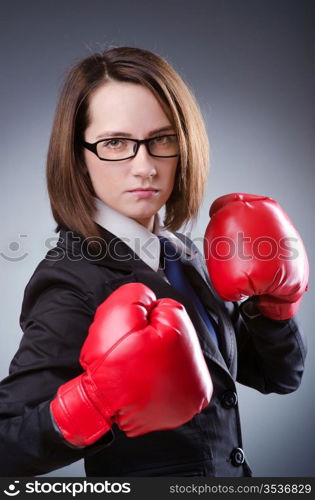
xmin=0 ymin=227 xmax=307 ymax=477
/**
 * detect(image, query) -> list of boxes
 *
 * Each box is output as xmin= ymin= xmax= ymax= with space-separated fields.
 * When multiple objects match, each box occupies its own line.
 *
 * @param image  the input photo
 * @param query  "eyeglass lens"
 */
xmin=96 ymin=135 xmax=179 ymax=160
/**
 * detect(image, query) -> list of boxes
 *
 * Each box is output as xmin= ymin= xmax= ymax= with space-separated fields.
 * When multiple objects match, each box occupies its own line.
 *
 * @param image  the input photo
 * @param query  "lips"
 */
xmin=126 ymin=188 xmax=160 ymax=199
xmin=127 ymin=188 xmax=159 ymax=192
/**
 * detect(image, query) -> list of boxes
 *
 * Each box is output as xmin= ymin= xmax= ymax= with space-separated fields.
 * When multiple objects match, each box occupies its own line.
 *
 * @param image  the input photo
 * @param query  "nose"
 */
xmin=130 ymin=143 xmax=157 ymax=177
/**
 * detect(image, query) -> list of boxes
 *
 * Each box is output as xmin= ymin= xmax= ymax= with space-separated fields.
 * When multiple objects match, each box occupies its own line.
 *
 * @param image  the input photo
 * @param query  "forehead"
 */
xmin=86 ymin=81 xmax=172 ymax=136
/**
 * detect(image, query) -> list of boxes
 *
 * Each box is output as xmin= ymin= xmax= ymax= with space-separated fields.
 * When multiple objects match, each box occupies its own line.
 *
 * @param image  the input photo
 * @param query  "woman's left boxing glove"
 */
xmin=204 ymin=193 xmax=309 ymax=320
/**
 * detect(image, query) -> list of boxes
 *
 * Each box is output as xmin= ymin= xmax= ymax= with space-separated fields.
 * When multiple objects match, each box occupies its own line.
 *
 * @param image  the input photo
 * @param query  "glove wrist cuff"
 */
xmin=258 ymin=297 xmax=301 ymax=320
xmin=50 ymin=374 xmax=112 ymax=447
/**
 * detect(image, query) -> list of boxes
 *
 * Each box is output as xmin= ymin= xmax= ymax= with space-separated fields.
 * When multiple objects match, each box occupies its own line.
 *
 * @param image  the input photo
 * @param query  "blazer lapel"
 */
xmin=180 ymin=256 xmax=236 ymax=371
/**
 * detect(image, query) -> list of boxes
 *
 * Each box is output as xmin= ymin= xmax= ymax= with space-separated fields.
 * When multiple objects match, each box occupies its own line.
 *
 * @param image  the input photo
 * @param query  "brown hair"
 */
xmin=46 ymin=46 xmax=210 ymax=239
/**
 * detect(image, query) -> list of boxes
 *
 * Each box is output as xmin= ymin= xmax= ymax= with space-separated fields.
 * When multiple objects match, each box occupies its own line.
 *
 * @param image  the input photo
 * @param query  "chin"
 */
xmin=128 ymin=206 xmax=160 ymax=220
xmin=130 ymin=213 xmax=156 ymax=222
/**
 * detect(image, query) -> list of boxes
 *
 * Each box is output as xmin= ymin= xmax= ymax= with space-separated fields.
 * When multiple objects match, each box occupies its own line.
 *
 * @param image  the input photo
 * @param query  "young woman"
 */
xmin=0 ymin=47 xmax=308 ymax=477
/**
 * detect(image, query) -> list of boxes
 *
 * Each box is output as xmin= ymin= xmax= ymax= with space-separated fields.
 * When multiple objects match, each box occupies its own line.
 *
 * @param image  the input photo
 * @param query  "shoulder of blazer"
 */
xmin=45 ymin=226 xmax=141 ymax=272
xmin=21 ymin=227 xmax=132 ymax=311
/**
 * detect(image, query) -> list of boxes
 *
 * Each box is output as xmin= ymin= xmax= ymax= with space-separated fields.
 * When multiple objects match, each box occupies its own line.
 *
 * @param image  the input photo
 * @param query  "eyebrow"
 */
xmin=95 ymin=125 xmax=175 ymax=140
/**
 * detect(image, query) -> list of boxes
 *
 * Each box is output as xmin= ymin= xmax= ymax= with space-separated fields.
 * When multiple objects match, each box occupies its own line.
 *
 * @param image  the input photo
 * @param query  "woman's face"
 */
xmin=83 ymin=81 xmax=178 ymax=231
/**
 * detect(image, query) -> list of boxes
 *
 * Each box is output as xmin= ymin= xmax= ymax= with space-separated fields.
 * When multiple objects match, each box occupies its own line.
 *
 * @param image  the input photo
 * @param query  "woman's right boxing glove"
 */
xmin=50 ymin=283 xmax=213 ymax=446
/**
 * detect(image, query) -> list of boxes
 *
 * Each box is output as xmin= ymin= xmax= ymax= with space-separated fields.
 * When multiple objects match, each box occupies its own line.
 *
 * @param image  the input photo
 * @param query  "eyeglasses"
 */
xmin=82 ymin=134 xmax=179 ymax=161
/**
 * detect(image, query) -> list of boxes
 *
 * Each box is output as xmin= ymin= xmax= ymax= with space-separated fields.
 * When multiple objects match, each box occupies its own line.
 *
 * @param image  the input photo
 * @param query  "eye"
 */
xmin=100 ymin=139 xmax=127 ymax=150
xmin=151 ymin=135 xmax=172 ymax=145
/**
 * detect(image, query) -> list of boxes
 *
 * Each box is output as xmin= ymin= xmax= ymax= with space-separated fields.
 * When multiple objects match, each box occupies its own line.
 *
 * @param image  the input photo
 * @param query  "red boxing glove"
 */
xmin=204 ymin=193 xmax=309 ymax=320
xmin=50 ymin=283 xmax=212 ymax=447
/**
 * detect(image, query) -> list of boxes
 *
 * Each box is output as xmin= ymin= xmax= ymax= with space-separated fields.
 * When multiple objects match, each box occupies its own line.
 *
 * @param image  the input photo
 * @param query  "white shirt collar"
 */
xmin=93 ymin=197 xmax=191 ymax=272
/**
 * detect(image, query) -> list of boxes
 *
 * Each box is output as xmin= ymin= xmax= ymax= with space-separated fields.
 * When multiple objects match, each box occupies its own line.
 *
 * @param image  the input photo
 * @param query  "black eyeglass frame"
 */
xmin=82 ymin=134 xmax=180 ymax=161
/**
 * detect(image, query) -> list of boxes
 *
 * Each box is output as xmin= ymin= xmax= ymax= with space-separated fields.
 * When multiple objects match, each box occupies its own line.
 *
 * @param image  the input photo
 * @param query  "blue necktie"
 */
xmin=158 ymin=236 xmax=219 ymax=347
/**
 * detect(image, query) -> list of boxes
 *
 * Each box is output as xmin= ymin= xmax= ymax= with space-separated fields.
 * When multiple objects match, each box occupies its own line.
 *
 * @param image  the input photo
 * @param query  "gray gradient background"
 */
xmin=0 ymin=0 xmax=314 ymax=477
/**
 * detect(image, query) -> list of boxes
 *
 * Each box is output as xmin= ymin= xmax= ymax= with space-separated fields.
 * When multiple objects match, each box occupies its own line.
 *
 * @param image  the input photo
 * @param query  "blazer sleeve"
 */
xmin=230 ymin=299 xmax=307 ymax=394
xmin=0 ymin=260 xmax=113 ymax=477
xmin=177 ymin=233 xmax=307 ymax=396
